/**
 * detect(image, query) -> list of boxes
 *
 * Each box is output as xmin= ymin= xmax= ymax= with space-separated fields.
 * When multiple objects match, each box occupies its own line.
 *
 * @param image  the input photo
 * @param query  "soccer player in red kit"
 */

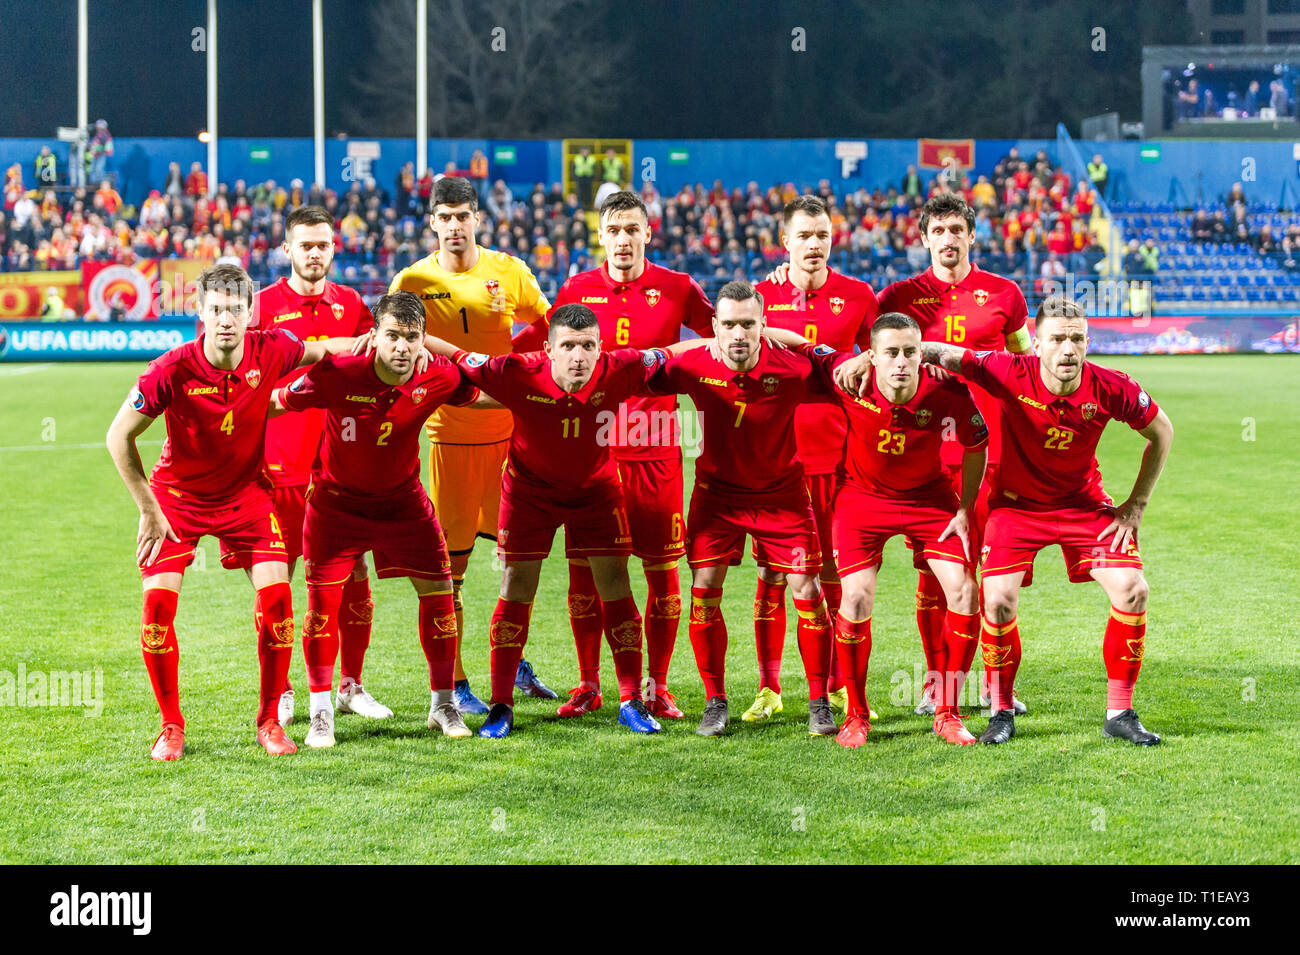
xmin=878 ymin=193 xmax=1032 ymax=716
xmin=648 ymin=281 xmax=839 ymax=738
xmin=222 ymin=205 xmax=381 ymax=727
xmin=905 ymin=296 xmax=1173 ymax=745
xmin=272 ymin=291 xmax=499 ymax=746
xmin=753 ymin=195 xmax=878 ymax=722
xmin=801 ymin=313 xmax=988 ymax=747
xmin=420 ymin=304 xmax=676 ymax=738
xmin=546 ymin=191 xmax=714 ymax=721
xmin=106 ymin=264 xmax=367 ymax=760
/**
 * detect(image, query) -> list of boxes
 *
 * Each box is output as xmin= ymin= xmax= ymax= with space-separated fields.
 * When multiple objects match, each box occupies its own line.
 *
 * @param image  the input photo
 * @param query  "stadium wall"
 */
xmin=4 ymin=137 xmax=1299 ymax=209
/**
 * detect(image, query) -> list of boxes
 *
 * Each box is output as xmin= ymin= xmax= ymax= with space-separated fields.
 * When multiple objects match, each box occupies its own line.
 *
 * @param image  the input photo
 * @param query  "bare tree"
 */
xmin=344 ymin=0 xmax=625 ymax=137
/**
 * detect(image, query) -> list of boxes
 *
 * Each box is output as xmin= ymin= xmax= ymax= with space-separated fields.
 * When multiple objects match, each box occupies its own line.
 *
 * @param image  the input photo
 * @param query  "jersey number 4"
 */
xmin=220 ymin=410 xmax=235 ymax=435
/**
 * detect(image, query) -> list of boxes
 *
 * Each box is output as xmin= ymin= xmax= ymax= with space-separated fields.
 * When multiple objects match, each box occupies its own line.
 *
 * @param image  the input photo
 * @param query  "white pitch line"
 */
xmin=0 ymin=440 xmax=163 ymax=453
xmin=0 ymin=363 xmax=54 ymax=377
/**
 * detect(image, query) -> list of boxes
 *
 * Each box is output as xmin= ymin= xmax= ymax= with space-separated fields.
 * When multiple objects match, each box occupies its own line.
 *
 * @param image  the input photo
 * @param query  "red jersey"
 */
xmin=879 ymin=263 xmax=1027 ymax=467
xmin=454 ymin=347 xmax=667 ymax=490
xmin=251 ymin=277 xmax=374 ymax=487
xmin=649 ymin=342 xmax=834 ymax=501
xmin=553 ymin=261 xmax=714 ymax=461
xmin=133 ymin=330 xmax=305 ymax=503
xmin=958 ymin=351 xmax=1159 ymax=511
xmin=801 ymin=343 xmax=987 ymax=504
xmin=757 ymin=268 xmax=879 ymax=475
xmin=278 ymin=353 xmax=479 ymax=500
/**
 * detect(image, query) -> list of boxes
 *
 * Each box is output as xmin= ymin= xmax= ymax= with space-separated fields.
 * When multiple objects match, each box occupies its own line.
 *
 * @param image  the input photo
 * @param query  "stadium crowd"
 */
xmin=0 ymin=142 xmax=1113 ymax=307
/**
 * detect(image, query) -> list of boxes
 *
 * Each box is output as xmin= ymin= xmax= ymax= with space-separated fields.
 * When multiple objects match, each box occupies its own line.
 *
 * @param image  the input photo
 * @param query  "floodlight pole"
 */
xmin=313 ymin=0 xmax=325 ymax=190
xmin=207 ymin=0 xmax=218 ymax=197
xmin=416 ymin=0 xmax=427 ymax=177
xmin=77 ymin=0 xmax=88 ymax=131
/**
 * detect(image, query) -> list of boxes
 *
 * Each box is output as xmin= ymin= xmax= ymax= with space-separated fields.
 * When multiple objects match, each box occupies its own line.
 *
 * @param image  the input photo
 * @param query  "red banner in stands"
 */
xmin=81 ymin=260 xmax=161 ymax=320
xmin=0 ymin=271 xmax=83 ymax=319
xmin=918 ymin=138 xmax=974 ymax=170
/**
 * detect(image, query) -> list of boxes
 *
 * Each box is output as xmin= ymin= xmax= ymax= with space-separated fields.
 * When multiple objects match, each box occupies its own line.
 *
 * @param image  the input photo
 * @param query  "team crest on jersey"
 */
xmin=331 ymin=302 xmax=345 ymax=321
xmin=645 ymin=288 xmax=661 ymax=308
xmin=245 ymin=369 xmax=262 ymax=388
xmin=1137 ymin=390 xmax=1150 ymax=409
xmin=829 ymin=296 xmax=845 ymax=315
xmin=485 ymin=279 xmax=500 ymax=296
xmin=1081 ymin=402 xmax=1098 ymax=421
xmin=591 ymin=391 xmax=605 ymax=406
xmin=761 ymin=374 xmax=779 ymax=395
xmin=464 ymin=352 xmax=488 ymax=367
xmin=915 ymin=408 xmax=933 ymax=427
xmin=411 ymin=386 xmax=428 ymax=405
xmin=973 ymin=289 xmax=990 ymax=306
xmin=971 ymin=413 xmax=985 ymax=428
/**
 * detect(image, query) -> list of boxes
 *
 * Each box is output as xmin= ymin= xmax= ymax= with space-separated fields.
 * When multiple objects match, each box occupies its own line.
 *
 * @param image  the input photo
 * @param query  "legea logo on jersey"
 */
xmin=49 ymin=885 xmax=151 ymax=935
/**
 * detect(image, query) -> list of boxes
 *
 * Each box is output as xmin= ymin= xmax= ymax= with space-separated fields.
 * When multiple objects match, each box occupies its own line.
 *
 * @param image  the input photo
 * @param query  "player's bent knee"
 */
xmin=786 ymin=573 xmax=822 ymax=602
xmin=982 ymin=584 xmax=1018 ymax=623
xmin=1119 ymin=573 xmax=1149 ymax=612
xmin=839 ymin=590 xmax=873 ymax=621
xmin=950 ymin=578 xmax=980 ymax=615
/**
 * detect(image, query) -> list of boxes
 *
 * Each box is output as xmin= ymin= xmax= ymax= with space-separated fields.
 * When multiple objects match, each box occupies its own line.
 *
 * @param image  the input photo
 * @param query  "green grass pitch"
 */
xmin=1 ymin=355 xmax=1296 ymax=864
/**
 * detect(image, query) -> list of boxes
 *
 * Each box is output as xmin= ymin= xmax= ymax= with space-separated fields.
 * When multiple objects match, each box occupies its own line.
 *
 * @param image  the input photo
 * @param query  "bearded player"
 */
xmin=271 ymin=291 xmax=501 ymax=746
xmin=390 ymin=176 xmax=556 ymax=712
xmin=106 ymin=264 xmax=366 ymax=760
xmin=878 ymin=193 xmax=1031 ymax=716
xmin=798 ymin=313 xmax=988 ymax=748
xmin=841 ymin=296 xmax=1173 ymax=745
xmin=220 ymin=205 xmax=382 ymax=727
xmin=752 ymin=195 xmax=878 ymax=723
xmin=419 ymin=304 xmax=678 ymax=738
xmin=545 ymin=191 xmax=714 ymax=722
xmin=646 ymin=281 xmax=838 ymax=738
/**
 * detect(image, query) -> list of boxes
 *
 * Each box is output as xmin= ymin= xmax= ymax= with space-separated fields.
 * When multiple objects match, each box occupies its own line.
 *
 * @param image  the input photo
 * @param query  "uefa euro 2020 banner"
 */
xmin=0 ymin=321 xmax=197 ymax=362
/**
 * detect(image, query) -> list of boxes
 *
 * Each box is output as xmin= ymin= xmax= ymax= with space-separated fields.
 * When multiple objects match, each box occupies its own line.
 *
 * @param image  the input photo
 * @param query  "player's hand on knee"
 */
xmin=137 ymin=509 xmax=179 ymax=566
xmin=1097 ymin=500 xmax=1142 ymax=553
xmin=938 ymin=508 xmax=971 ymax=561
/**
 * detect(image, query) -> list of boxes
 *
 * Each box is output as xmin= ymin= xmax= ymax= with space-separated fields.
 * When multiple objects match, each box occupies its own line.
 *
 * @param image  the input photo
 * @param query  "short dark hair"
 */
xmin=716 ymin=279 xmax=764 ymax=312
xmin=285 ymin=204 xmax=334 ymax=236
xmin=870 ymin=311 xmax=921 ymax=343
xmin=196 ymin=263 xmax=254 ymax=308
xmin=548 ymin=303 xmax=600 ymax=338
xmin=782 ymin=195 xmax=829 ymax=227
xmin=432 ymin=176 xmax=478 ymax=212
xmin=371 ymin=290 xmax=426 ymax=333
xmin=598 ymin=190 xmax=648 ymax=224
xmin=919 ymin=193 xmax=976 ymax=236
xmin=1035 ymin=295 xmax=1088 ymax=322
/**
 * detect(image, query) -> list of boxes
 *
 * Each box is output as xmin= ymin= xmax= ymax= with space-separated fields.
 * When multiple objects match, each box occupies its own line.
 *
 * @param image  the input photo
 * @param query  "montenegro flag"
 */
xmin=918 ymin=139 xmax=975 ymax=170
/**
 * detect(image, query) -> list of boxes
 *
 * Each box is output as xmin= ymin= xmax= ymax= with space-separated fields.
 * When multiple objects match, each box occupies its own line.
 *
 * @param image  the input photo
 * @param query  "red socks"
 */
xmin=489 ymin=598 xmax=532 ymax=705
xmin=254 ymin=581 xmax=295 ymax=725
xmin=339 ymin=574 xmax=373 ymax=685
xmin=793 ymin=595 xmax=833 ymax=700
xmin=1103 ymin=606 xmax=1146 ymax=710
xmin=568 ymin=560 xmax=604 ymax=688
xmin=644 ymin=565 xmax=680 ymax=693
xmin=753 ymin=577 xmax=787 ymax=693
xmin=688 ymin=587 xmax=727 ymax=700
xmin=939 ymin=608 xmax=980 ymax=712
xmin=602 ymin=594 xmax=644 ymax=702
xmin=141 ymin=587 xmax=182 ymax=728
xmin=822 ymin=580 xmax=845 ymax=693
xmin=834 ymin=614 xmax=872 ymax=720
xmin=916 ymin=572 xmax=947 ymax=701
xmin=418 ymin=591 xmax=458 ymax=692
xmin=304 ymin=584 xmax=343 ymax=693
xmin=981 ymin=614 xmax=1022 ymax=713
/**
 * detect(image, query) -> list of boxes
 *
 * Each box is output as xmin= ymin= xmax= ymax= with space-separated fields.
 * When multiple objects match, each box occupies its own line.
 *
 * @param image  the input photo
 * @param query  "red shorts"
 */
xmin=302 ymin=483 xmax=450 ymax=586
xmin=220 ymin=483 xmax=306 ymax=570
xmin=832 ymin=482 xmax=970 ymax=576
xmin=805 ymin=471 xmax=838 ymax=574
xmin=499 ymin=473 xmax=632 ymax=562
xmin=686 ymin=483 xmax=821 ymax=575
xmin=618 ymin=455 xmax=686 ymax=563
xmin=981 ymin=502 xmax=1143 ymax=586
xmin=141 ymin=484 xmax=287 ymax=577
